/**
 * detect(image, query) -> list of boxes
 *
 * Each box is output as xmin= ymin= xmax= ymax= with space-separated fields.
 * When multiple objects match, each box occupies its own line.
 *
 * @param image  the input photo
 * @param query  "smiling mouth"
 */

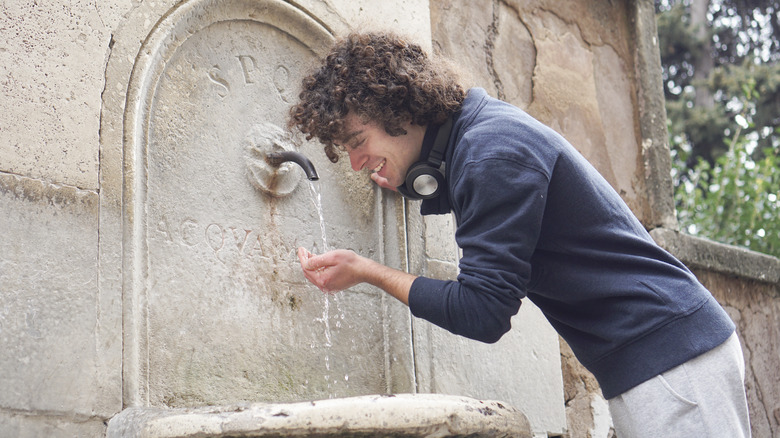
xmin=372 ymin=160 xmax=386 ymax=173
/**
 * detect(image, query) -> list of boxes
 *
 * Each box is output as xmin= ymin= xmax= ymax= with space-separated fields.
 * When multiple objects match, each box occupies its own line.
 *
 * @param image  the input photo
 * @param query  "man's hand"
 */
xmin=370 ymin=172 xmax=398 ymax=191
xmin=297 ymin=247 xmax=369 ymax=293
xmin=297 ymin=247 xmax=416 ymax=305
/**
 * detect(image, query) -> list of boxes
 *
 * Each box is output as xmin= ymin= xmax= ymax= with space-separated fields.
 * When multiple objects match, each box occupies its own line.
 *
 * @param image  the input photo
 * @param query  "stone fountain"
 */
xmin=93 ymin=0 xmax=557 ymax=436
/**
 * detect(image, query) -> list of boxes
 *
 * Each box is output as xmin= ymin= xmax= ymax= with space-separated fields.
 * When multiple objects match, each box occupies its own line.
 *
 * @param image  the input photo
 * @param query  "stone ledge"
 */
xmin=106 ymin=394 xmax=532 ymax=438
xmin=650 ymin=227 xmax=780 ymax=285
xmin=0 ymin=170 xmax=98 ymax=212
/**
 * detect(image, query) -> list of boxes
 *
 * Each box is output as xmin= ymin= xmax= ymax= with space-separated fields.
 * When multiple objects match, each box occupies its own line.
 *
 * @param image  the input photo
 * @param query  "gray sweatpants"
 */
xmin=608 ymin=332 xmax=751 ymax=437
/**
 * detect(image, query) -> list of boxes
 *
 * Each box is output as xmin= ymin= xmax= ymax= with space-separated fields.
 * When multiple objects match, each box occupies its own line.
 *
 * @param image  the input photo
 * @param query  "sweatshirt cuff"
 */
xmin=408 ymin=276 xmax=451 ymax=329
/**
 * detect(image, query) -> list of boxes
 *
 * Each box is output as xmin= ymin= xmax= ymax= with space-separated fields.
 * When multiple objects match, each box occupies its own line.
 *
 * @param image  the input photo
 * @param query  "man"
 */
xmin=288 ymin=32 xmax=751 ymax=437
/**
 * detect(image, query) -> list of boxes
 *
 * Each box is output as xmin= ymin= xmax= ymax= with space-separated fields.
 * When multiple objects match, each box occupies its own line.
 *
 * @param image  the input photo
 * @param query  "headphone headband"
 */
xmin=397 ymin=116 xmax=454 ymax=200
xmin=427 ymin=116 xmax=453 ymax=167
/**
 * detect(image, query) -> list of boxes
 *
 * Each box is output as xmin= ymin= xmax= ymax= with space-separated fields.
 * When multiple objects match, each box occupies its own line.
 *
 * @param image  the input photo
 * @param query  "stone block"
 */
xmin=650 ymin=228 xmax=780 ymax=284
xmin=0 ymin=172 xmax=121 ymax=417
xmin=0 ymin=0 xmax=134 ymax=189
xmin=329 ymin=0 xmax=432 ymax=50
xmin=423 ymin=213 xmax=459 ymax=264
xmin=0 ymin=411 xmax=106 ymax=438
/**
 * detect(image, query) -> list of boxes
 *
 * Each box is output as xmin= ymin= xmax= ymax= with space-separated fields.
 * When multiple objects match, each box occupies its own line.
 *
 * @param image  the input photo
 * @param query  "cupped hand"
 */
xmin=297 ymin=247 xmax=371 ymax=293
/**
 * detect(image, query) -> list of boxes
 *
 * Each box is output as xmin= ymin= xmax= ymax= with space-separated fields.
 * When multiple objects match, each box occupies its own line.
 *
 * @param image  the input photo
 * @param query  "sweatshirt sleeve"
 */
xmin=408 ymin=156 xmax=550 ymax=343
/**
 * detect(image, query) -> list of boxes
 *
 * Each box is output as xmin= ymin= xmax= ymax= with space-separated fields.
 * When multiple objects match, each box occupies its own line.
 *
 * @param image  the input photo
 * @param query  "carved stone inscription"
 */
xmin=145 ymin=20 xmax=384 ymax=407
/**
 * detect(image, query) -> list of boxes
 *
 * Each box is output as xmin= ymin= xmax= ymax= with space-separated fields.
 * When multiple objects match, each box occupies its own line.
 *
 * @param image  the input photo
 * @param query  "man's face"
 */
xmin=338 ymin=113 xmax=426 ymax=188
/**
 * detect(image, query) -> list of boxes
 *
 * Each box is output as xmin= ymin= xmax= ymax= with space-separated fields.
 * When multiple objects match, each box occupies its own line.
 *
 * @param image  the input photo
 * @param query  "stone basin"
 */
xmin=106 ymin=394 xmax=532 ymax=437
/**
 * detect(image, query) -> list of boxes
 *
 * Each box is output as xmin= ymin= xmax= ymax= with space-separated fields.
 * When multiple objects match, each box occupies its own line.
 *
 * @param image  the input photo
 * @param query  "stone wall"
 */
xmin=1 ymin=2 xmax=131 ymax=434
xmin=2 ymin=0 xmax=560 ymax=436
xmin=2 ymin=0 xmax=778 ymax=437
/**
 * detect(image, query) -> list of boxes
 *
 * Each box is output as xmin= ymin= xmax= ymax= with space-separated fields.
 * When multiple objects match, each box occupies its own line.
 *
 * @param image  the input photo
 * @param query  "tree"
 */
xmin=672 ymin=83 xmax=780 ymax=257
xmin=656 ymin=0 xmax=779 ymax=165
xmin=657 ymin=0 xmax=780 ymax=257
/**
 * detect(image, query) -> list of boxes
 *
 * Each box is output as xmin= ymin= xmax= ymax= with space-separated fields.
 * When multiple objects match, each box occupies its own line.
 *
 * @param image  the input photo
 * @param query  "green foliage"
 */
xmin=656 ymin=3 xmax=703 ymax=75
xmin=656 ymin=0 xmax=780 ymax=165
xmin=665 ymin=58 xmax=780 ymax=166
xmin=709 ymin=59 xmax=780 ymax=144
xmin=665 ymin=88 xmax=731 ymax=165
xmin=659 ymin=0 xmax=780 ymax=258
xmin=672 ymin=87 xmax=780 ymax=257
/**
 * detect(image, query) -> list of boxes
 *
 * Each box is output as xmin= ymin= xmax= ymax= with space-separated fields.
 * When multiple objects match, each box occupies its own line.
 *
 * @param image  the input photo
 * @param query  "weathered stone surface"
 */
xmin=650 ymin=228 xmax=780 ymax=284
xmin=9 ymin=1 xmax=776 ymax=438
xmin=133 ymin=2 xmax=374 ymax=406
xmin=560 ymin=339 xmax=615 ymax=438
xmin=0 ymin=411 xmax=107 ymax=438
xmin=0 ymin=1 xmax=134 ymax=435
xmin=524 ymin=8 xmax=643 ymax=217
xmin=490 ymin=1 xmax=536 ymax=108
xmin=330 ymin=0 xmax=432 ymax=51
xmin=0 ymin=0 xmax=133 ymax=189
xmin=430 ymin=0 xmax=497 ymax=95
xmin=0 ymin=172 xmax=120 ymax=416
xmin=630 ymin=0 xmax=678 ymax=229
xmin=431 ymin=0 xmax=535 ymax=111
xmin=106 ymin=394 xmax=532 ymax=438
xmin=431 ymin=0 xmax=649 ymax=225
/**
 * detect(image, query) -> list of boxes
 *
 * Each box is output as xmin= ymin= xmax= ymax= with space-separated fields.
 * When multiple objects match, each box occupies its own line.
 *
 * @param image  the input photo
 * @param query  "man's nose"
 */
xmin=348 ymin=151 xmax=364 ymax=172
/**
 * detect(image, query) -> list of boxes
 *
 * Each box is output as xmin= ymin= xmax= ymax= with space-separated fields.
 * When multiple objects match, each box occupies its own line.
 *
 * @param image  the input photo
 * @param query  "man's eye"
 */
xmin=349 ymin=139 xmax=365 ymax=149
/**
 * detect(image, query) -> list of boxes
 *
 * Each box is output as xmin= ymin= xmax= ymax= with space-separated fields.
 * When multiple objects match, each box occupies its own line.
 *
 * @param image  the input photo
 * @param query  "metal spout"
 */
xmin=266 ymin=151 xmax=319 ymax=181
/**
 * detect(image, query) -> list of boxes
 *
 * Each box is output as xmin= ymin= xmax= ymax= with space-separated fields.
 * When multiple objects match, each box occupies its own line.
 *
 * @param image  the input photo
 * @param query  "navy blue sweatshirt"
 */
xmin=408 ymin=88 xmax=735 ymax=399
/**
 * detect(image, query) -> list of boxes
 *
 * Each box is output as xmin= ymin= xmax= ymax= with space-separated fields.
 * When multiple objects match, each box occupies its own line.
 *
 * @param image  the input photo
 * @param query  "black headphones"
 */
xmin=397 ymin=116 xmax=454 ymax=200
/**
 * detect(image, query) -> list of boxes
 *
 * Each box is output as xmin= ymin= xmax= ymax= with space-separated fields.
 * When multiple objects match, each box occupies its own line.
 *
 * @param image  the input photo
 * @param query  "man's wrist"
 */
xmin=363 ymin=260 xmax=415 ymax=305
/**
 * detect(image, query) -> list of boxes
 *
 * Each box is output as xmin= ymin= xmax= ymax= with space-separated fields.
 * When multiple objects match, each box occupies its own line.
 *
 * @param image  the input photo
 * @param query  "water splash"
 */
xmin=318 ymin=298 xmax=333 ymax=347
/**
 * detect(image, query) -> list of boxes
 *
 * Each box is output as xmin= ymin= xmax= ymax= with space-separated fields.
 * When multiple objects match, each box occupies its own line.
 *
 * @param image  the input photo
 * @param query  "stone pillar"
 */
xmin=1 ymin=1 xmax=127 ymax=435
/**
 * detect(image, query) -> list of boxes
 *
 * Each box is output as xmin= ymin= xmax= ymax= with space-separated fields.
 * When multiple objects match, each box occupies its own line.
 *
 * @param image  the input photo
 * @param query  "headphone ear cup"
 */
xmin=404 ymin=162 xmax=444 ymax=199
xmin=396 ymin=183 xmax=417 ymax=199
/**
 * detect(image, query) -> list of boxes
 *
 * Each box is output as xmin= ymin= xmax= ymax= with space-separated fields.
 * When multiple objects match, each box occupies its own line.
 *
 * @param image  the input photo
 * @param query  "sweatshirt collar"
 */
xmin=419 ymin=88 xmax=487 ymax=215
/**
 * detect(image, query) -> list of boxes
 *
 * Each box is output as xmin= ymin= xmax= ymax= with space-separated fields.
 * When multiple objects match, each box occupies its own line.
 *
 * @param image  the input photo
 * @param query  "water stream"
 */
xmin=308 ymin=181 xmax=348 ymax=394
xmin=309 ymin=181 xmax=329 ymax=252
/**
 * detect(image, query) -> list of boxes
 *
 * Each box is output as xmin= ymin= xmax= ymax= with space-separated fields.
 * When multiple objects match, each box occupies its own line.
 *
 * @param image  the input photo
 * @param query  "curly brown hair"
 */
xmin=288 ymin=32 xmax=465 ymax=163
